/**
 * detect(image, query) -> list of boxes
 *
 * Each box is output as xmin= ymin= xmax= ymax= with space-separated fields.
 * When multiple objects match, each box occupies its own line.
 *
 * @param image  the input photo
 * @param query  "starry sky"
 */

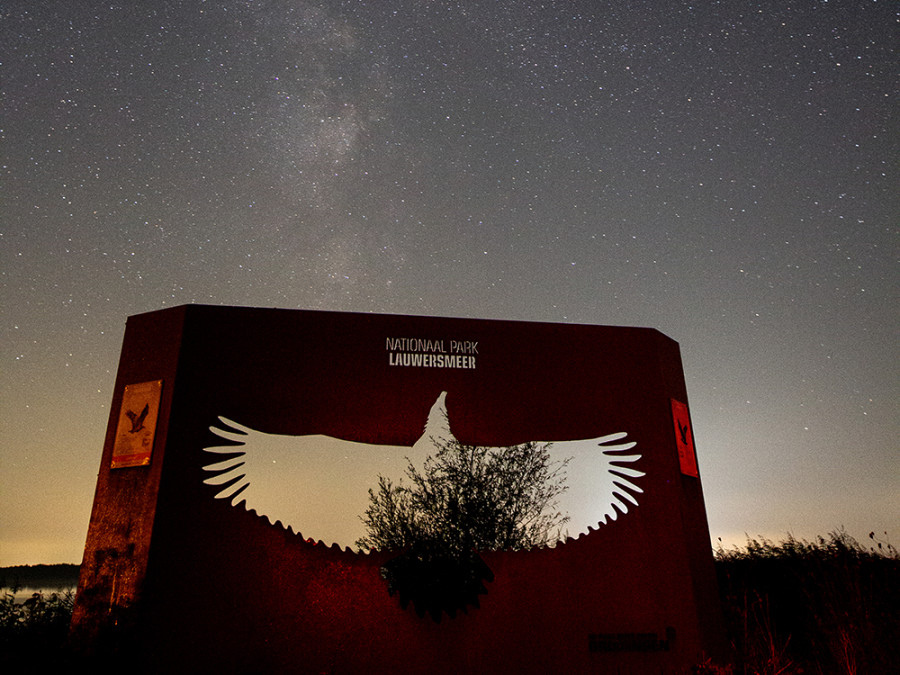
xmin=2 ymin=1 xmax=897 ymax=566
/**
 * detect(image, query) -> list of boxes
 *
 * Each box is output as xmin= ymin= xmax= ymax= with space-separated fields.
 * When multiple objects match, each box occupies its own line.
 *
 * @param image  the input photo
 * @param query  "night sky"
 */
xmin=2 ymin=1 xmax=897 ymax=566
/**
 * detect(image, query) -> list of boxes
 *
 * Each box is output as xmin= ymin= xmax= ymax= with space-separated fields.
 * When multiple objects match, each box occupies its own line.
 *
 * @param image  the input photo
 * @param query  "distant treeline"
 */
xmin=0 ymin=564 xmax=79 ymax=591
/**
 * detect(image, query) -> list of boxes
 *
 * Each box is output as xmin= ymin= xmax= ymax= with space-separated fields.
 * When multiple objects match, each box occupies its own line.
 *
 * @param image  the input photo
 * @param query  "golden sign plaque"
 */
xmin=112 ymin=379 xmax=163 ymax=468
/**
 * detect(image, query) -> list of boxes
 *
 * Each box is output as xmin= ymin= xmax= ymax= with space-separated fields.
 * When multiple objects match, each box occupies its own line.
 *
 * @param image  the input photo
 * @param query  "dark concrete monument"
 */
xmin=71 ymin=305 xmax=727 ymax=672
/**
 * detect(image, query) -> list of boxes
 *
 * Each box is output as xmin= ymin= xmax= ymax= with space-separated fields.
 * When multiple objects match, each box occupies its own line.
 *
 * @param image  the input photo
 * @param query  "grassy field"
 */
xmin=710 ymin=531 xmax=898 ymax=674
xmin=2 ymin=532 xmax=896 ymax=673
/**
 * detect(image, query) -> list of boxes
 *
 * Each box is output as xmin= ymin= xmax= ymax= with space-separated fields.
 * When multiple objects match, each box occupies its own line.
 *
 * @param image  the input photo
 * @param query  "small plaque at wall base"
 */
xmin=112 ymin=379 xmax=163 ymax=468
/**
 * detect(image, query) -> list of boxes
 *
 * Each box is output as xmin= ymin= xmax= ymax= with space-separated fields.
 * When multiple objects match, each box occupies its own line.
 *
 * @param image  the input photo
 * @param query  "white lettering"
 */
xmin=387 ymin=351 xmax=476 ymax=369
xmin=385 ymin=335 xmax=478 ymax=368
xmin=450 ymin=340 xmax=479 ymax=355
xmin=385 ymin=337 xmax=448 ymax=353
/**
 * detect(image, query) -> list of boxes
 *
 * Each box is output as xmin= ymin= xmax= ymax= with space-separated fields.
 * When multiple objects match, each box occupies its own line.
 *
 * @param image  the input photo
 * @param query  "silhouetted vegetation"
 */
xmin=0 ymin=589 xmax=75 ymax=671
xmin=357 ymin=436 xmax=569 ymax=619
xmin=2 ymin=531 xmax=896 ymax=671
xmin=713 ymin=530 xmax=899 ymax=674
xmin=357 ymin=437 xmax=569 ymax=554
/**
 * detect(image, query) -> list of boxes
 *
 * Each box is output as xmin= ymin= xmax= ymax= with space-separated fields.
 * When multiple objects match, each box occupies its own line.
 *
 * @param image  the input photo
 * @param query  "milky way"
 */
xmin=2 ymin=1 xmax=896 ymax=564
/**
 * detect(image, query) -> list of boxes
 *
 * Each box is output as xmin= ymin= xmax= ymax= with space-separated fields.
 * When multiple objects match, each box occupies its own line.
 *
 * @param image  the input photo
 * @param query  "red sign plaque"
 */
xmin=671 ymin=398 xmax=699 ymax=478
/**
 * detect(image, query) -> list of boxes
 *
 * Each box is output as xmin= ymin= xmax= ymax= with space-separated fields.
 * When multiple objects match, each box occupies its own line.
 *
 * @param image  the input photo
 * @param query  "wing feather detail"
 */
xmin=201 ymin=394 xmax=646 ymax=548
xmin=542 ymin=433 xmax=644 ymax=539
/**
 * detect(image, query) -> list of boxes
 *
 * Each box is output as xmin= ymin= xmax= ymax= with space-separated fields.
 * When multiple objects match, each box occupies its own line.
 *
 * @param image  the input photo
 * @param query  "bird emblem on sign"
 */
xmin=125 ymin=403 xmax=149 ymax=433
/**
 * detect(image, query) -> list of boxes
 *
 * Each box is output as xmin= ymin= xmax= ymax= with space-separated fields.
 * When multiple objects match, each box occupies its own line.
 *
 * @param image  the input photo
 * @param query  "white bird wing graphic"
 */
xmin=202 ymin=392 xmax=643 ymax=549
xmin=540 ymin=432 xmax=643 ymax=539
xmin=202 ymin=393 xmax=448 ymax=548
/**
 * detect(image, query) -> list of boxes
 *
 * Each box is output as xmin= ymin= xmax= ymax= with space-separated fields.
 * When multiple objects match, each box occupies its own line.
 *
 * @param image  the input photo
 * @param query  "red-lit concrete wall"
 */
xmin=72 ymin=305 xmax=726 ymax=673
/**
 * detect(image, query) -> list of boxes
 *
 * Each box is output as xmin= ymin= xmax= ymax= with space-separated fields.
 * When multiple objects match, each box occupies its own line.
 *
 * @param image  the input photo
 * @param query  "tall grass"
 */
xmin=714 ymin=530 xmax=899 ymax=675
